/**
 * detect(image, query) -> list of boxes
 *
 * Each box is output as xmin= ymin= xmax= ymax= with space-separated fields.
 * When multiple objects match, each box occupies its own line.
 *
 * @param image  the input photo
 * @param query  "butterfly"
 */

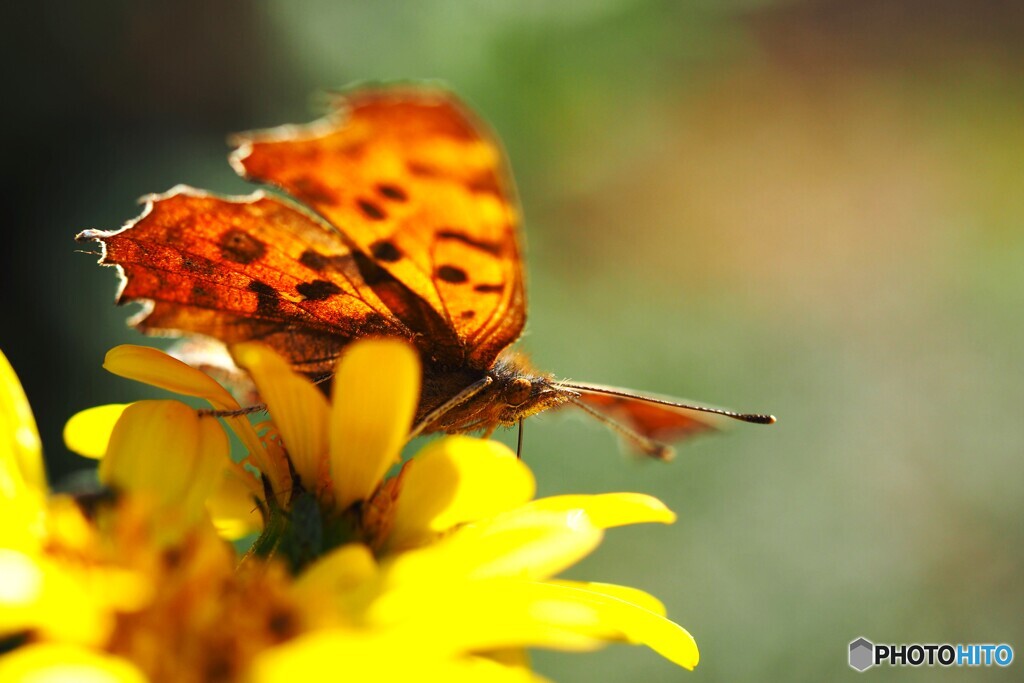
xmin=78 ymin=85 xmax=774 ymax=460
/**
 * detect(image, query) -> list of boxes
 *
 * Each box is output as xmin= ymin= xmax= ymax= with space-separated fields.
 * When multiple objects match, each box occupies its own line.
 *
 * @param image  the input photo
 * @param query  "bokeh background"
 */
xmin=3 ymin=1 xmax=1023 ymax=680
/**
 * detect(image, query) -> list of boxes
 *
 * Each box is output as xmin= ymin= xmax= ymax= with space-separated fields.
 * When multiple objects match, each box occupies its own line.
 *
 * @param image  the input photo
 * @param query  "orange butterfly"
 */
xmin=78 ymin=86 xmax=773 ymax=459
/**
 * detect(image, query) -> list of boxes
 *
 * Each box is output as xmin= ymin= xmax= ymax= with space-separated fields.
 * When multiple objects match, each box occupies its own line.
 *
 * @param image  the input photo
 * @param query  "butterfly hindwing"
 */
xmin=568 ymin=383 xmax=724 ymax=445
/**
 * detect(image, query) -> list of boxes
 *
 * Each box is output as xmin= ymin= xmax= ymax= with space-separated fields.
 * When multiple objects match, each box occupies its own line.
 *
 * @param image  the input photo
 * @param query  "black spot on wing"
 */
xmin=352 ymin=251 xmax=392 ymax=286
xmin=466 ymin=173 xmax=501 ymax=196
xmin=406 ymin=161 xmax=440 ymax=178
xmin=370 ymin=239 xmax=402 ymax=262
xmin=436 ymin=229 xmax=503 ymax=256
xmin=300 ymin=249 xmax=357 ymax=276
xmin=437 ymin=265 xmax=468 ymax=284
xmin=248 ymin=280 xmax=279 ymax=316
xmin=221 ymin=229 xmax=266 ymax=264
xmin=473 ymin=283 xmax=503 ymax=293
xmin=300 ymin=249 xmax=328 ymax=271
xmin=376 ymin=183 xmax=408 ymax=202
xmin=460 ymin=310 xmax=476 ymax=320
xmin=357 ymin=198 xmax=387 ymax=221
xmin=297 ymin=280 xmax=342 ymax=301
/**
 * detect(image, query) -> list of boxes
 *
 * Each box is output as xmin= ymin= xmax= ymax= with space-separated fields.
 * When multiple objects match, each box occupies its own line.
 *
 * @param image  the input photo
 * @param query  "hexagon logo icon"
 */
xmin=849 ymin=637 xmax=875 ymax=672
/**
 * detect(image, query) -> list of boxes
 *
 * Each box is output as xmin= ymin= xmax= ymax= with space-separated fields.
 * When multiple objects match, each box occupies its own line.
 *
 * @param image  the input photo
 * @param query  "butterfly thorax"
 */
xmin=417 ymin=351 xmax=573 ymax=434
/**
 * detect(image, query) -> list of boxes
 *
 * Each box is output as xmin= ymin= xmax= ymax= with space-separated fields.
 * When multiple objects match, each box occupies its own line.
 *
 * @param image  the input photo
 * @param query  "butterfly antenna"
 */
xmin=516 ymin=417 xmax=524 ymax=459
xmin=568 ymin=396 xmax=674 ymax=461
xmin=557 ymin=382 xmax=776 ymax=425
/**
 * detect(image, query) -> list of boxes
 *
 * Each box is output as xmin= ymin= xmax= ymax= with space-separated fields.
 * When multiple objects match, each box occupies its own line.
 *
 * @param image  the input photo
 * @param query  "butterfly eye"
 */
xmin=506 ymin=378 xmax=533 ymax=406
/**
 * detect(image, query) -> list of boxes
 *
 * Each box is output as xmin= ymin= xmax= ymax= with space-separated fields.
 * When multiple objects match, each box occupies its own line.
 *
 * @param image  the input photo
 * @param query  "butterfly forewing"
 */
xmin=230 ymin=87 xmax=525 ymax=368
xmin=78 ymin=188 xmax=414 ymax=374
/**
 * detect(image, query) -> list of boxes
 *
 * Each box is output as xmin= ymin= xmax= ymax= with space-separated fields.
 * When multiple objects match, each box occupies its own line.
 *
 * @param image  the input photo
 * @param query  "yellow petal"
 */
xmin=527 ymin=581 xmax=699 ymax=670
xmin=388 ymin=436 xmax=534 ymax=550
xmin=206 ymin=467 xmax=263 ymax=540
xmin=115 ymin=343 xmax=283 ymax=496
xmin=104 ymin=343 xmax=279 ymax=495
xmin=0 ymin=490 xmax=45 ymax=552
xmin=292 ymin=543 xmax=378 ymax=626
xmin=42 ymin=496 xmax=96 ymax=556
xmin=377 ymin=578 xmax=692 ymax=669
xmin=369 ymin=578 xmax=606 ymax=654
xmin=0 ymin=549 xmax=120 ymax=647
xmin=101 ymin=401 xmax=229 ymax=526
xmin=295 ymin=543 xmax=377 ymax=598
xmin=179 ymin=416 xmax=233 ymax=518
xmin=0 ymin=349 xmax=45 ymax=496
xmin=0 ymin=644 xmax=147 ymax=683
xmin=233 ymin=343 xmax=329 ymax=490
xmin=223 ymin=413 xmax=283 ymax=498
xmin=63 ymin=405 xmax=130 ymax=460
xmin=0 ymin=549 xmax=44 ymax=634
xmin=548 ymin=580 xmax=667 ymax=617
xmin=100 ymin=400 xmax=196 ymax=494
xmin=330 ymin=339 xmax=420 ymax=510
xmin=522 ymin=493 xmax=676 ymax=528
xmin=103 ymin=344 xmax=239 ymax=411
xmin=441 ymin=656 xmax=548 ymax=683
xmin=387 ymin=509 xmax=603 ymax=584
xmin=251 ymin=631 xmax=424 ymax=681
xmin=252 ymin=630 xmax=548 ymax=683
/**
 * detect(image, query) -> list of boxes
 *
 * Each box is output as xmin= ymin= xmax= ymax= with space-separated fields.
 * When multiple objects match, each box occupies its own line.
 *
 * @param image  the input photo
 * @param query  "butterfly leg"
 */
xmin=408 ymin=376 xmax=494 ymax=440
xmin=198 ymin=403 xmax=268 ymax=418
xmin=516 ymin=417 xmax=524 ymax=459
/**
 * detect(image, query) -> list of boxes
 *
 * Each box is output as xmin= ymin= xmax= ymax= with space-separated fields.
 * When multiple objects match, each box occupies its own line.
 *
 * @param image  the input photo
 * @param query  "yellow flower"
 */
xmin=50 ymin=339 xmax=699 ymax=677
xmin=233 ymin=339 xmax=546 ymax=565
xmin=67 ymin=340 xmax=530 ymax=561
xmin=324 ymin=461 xmax=699 ymax=670
xmin=65 ymin=346 xmax=272 ymax=540
xmin=230 ymin=341 xmax=698 ymax=669
xmin=1 ymin=348 xmax=309 ymax=681
xmin=0 ymin=349 xmax=150 ymax=679
xmin=0 ymin=347 xmax=45 ymax=497
xmin=0 ymin=644 xmax=147 ymax=683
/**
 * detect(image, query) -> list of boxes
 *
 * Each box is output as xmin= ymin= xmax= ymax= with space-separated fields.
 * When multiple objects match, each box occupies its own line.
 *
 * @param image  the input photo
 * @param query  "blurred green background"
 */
xmin=2 ymin=1 xmax=1022 ymax=680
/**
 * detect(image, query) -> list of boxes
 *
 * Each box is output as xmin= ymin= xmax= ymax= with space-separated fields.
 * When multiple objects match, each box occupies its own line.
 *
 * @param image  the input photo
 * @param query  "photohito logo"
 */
xmin=848 ymin=637 xmax=1013 ymax=672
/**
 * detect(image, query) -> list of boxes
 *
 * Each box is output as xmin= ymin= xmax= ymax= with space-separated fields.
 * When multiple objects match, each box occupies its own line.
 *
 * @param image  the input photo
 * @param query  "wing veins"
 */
xmin=114 ymin=232 xmax=408 ymax=336
xmin=114 ymin=244 xmax=369 ymax=332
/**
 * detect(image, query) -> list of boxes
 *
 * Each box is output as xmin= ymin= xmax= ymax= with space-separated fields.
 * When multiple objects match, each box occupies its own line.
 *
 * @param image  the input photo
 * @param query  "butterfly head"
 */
xmin=483 ymin=354 xmax=575 ymax=425
xmin=490 ymin=375 xmax=569 ymax=423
